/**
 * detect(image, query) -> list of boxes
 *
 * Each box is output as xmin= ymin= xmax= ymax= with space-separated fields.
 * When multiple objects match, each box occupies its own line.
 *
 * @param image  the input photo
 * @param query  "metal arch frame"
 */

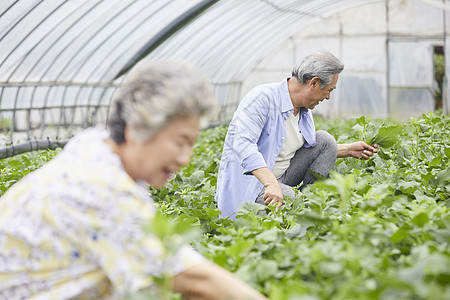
xmin=131 ymin=0 xmax=225 ymax=61
xmin=47 ymin=1 xmax=187 ymax=138
xmin=96 ymin=0 xmax=214 ymax=121
xmin=141 ymin=0 xmax=237 ymax=63
xmin=146 ymin=0 xmax=269 ymax=79
xmin=0 ymin=0 xmax=100 ymax=138
xmin=3 ymin=0 xmax=370 ymax=85
xmin=149 ymin=0 xmax=240 ymax=62
xmin=0 ymin=0 xmax=393 ymax=141
xmin=13 ymin=0 xmax=123 ymax=138
xmin=259 ymin=0 xmax=322 ymax=17
xmin=12 ymin=1 xmax=98 ymax=138
xmin=53 ymin=1 xmax=195 ymax=136
xmin=114 ymin=0 xmax=219 ymax=79
xmin=0 ymin=0 xmax=40 ymax=133
xmin=17 ymin=1 xmax=102 ymax=81
xmin=77 ymin=9 xmax=167 ymax=131
xmin=223 ymin=4 xmax=326 ymax=81
xmin=195 ymin=0 xmax=377 ymax=82
xmin=142 ymin=0 xmax=379 ymax=121
xmin=146 ymin=0 xmax=321 ymax=82
xmin=67 ymin=1 xmax=175 ymax=133
xmin=52 ymin=0 xmax=153 ymax=138
xmin=18 ymin=0 xmax=121 ymax=137
xmin=205 ymin=4 xmax=314 ymax=80
xmin=0 ymin=1 xmax=66 ymax=138
xmin=0 ymin=0 xmax=44 ymax=65
xmin=18 ymin=0 xmax=182 ymax=138
xmin=140 ymin=1 xmax=309 ymax=116
xmin=163 ymin=1 xmax=258 ymax=65
xmin=86 ymin=0 xmax=183 ymax=83
xmin=98 ymin=4 xmax=187 ymax=125
xmin=17 ymin=0 xmax=104 ymax=139
xmin=229 ymin=0 xmax=381 ymax=81
xmin=44 ymin=1 xmax=131 ymax=81
xmin=0 ymin=1 xmax=20 ymax=19
xmin=73 ymin=0 xmax=170 ymax=83
xmin=101 ymin=0 xmax=218 ymax=123
xmin=226 ymin=1 xmax=345 ymax=81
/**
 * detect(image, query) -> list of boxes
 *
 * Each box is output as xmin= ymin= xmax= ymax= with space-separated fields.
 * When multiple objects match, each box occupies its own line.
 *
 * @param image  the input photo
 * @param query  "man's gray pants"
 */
xmin=255 ymin=130 xmax=338 ymax=207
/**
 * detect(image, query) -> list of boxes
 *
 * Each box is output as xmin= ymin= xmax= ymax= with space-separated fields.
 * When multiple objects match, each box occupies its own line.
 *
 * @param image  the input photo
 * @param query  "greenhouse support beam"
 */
xmin=114 ymin=0 xmax=219 ymax=79
xmin=0 ymin=81 xmax=119 ymax=88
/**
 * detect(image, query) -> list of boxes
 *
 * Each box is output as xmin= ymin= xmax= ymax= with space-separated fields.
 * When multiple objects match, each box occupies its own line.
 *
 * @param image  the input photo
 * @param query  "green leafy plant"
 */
xmin=0 ymin=148 xmax=61 ymax=195
xmin=368 ymin=123 xmax=404 ymax=148
xmin=1 ymin=112 xmax=449 ymax=300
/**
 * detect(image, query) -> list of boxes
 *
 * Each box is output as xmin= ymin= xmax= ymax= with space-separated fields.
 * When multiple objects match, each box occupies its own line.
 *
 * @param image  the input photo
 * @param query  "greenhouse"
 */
xmin=0 ymin=0 xmax=449 ymax=299
xmin=1 ymin=0 xmax=450 ymax=146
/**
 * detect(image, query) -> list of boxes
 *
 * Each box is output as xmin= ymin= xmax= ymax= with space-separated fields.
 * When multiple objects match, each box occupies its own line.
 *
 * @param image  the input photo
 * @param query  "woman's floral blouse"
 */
xmin=0 ymin=128 xmax=204 ymax=299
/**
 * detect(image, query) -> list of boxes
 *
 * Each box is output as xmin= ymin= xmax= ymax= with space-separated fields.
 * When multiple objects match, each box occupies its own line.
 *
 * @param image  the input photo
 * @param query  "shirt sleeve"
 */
xmin=46 ymin=184 xmax=205 ymax=296
xmin=232 ymin=91 xmax=271 ymax=174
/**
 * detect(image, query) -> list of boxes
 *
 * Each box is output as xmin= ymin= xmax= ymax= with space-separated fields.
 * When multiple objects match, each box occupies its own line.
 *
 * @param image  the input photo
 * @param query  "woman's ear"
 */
xmin=123 ymin=125 xmax=134 ymax=144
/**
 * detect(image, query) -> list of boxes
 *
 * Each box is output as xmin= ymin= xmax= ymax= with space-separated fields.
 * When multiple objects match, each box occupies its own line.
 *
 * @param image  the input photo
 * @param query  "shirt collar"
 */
xmin=299 ymin=106 xmax=310 ymax=116
xmin=279 ymin=78 xmax=294 ymax=113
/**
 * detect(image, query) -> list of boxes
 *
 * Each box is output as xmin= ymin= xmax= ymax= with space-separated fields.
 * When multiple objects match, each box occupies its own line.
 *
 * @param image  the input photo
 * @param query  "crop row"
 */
xmin=0 ymin=112 xmax=449 ymax=299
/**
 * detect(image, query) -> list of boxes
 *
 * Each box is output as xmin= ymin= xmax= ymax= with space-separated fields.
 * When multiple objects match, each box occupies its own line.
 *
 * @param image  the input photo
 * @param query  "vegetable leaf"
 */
xmin=369 ymin=124 xmax=403 ymax=148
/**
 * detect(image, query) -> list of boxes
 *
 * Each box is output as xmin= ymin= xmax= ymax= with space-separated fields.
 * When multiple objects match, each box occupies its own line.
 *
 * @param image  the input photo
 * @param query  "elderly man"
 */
xmin=216 ymin=51 xmax=378 ymax=218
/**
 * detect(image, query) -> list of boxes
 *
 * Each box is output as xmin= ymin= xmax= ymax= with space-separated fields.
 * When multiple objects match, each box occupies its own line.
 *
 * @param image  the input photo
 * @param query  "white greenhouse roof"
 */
xmin=1 ymin=0 xmax=377 ymax=84
xmin=1 ymin=0 xmax=448 ymax=147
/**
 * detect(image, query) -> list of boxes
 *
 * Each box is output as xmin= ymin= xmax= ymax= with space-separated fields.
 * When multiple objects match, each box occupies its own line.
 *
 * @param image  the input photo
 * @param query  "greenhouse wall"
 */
xmin=243 ymin=0 xmax=448 ymax=121
xmin=1 ymin=0 xmax=449 ymax=147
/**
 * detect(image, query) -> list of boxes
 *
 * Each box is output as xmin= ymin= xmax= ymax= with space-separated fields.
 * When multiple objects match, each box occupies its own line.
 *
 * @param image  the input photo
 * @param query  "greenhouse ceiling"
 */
xmin=0 ymin=0 xmax=379 ymax=85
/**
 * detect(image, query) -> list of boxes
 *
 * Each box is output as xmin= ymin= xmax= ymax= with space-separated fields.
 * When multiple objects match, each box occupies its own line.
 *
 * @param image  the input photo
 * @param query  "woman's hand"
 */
xmin=173 ymin=263 xmax=268 ymax=300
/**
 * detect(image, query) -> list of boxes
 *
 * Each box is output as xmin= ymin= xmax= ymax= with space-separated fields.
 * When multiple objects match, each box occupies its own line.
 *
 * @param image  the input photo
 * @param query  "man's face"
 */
xmin=306 ymin=73 xmax=339 ymax=109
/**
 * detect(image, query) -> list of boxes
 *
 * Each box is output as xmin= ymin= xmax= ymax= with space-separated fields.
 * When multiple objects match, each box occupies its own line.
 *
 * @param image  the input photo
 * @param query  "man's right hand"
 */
xmin=263 ymin=182 xmax=283 ymax=212
xmin=252 ymin=167 xmax=284 ymax=212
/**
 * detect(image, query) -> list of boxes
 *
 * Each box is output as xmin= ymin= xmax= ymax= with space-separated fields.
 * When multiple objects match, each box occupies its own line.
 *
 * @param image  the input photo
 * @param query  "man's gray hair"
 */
xmin=291 ymin=51 xmax=344 ymax=88
xmin=108 ymin=59 xmax=216 ymax=144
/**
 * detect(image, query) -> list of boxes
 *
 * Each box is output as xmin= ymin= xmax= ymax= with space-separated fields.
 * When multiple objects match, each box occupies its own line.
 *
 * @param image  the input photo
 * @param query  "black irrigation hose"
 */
xmin=0 ymin=120 xmax=228 ymax=160
xmin=0 ymin=139 xmax=68 ymax=159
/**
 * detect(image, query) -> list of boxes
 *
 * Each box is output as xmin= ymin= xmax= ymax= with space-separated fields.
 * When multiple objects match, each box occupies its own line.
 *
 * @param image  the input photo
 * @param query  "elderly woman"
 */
xmin=0 ymin=61 xmax=266 ymax=299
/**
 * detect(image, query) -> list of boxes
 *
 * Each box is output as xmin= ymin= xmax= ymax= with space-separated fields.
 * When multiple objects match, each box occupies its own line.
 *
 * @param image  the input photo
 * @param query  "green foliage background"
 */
xmin=152 ymin=111 xmax=450 ymax=300
xmin=1 ymin=112 xmax=449 ymax=299
xmin=434 ymin=53 xmax=444 ymax=110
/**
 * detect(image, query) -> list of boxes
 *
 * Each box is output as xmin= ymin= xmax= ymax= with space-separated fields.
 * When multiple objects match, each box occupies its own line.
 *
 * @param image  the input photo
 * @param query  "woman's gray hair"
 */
xmin=291 ymin=51 xmax=344 ymax=88
xmin=108 ymin=59 xmax=216 ymax=144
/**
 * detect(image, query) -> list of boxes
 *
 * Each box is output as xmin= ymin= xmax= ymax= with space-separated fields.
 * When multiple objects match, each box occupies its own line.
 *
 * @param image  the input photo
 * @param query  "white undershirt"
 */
xmin=272 ymin=112 xmax=305 ymax=179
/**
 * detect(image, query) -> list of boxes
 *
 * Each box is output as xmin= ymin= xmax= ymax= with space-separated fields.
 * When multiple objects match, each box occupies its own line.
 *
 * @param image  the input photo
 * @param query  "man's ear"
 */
xmin=310 ymin=76 xmax=321 ymax=88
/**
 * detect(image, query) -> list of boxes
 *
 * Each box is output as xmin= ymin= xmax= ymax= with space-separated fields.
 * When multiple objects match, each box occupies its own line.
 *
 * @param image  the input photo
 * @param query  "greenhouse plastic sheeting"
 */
xmin=242 ymin=0 xmax=450 ymax=120
xmin=0 ymin=0 xmax=448 ymax=145
xmin=0 ymin=0 xmax=377 ymax=143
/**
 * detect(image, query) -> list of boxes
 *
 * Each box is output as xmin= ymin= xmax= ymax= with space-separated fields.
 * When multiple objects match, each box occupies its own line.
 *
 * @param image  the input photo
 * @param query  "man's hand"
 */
xmin=263 ymin=182 xmax=283 ymax=212
xmin=338 ymin=142 xmax=378 ymax=160
xmin=252 ymin=167 xmax=283 ymax=212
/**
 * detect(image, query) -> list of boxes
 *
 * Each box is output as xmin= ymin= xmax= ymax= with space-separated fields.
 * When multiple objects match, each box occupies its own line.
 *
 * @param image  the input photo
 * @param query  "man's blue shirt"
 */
xmin=215 ymin=78 xmax=316 ymax=218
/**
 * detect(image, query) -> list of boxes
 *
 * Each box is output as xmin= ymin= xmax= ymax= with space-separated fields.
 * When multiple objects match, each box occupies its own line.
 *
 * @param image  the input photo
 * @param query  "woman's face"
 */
xmin=122 ymin=115 xmax=200 ymax=188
